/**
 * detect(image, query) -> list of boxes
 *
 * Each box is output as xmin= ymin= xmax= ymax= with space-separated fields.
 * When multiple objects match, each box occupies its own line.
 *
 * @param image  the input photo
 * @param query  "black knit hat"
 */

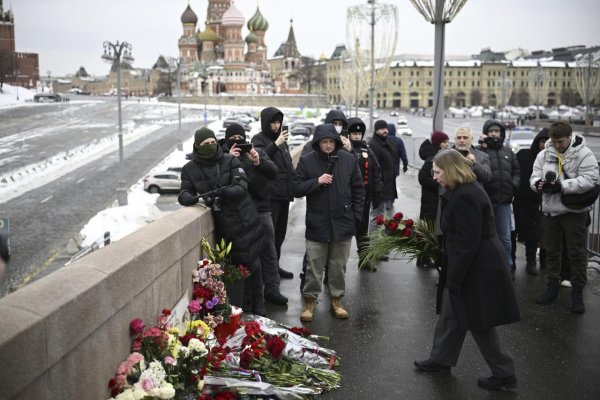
xmin=225 ymin=123 xmax=246 ymax=140
xmin=194 ymin=127 xmax=216 ymax=145
xmin=374 ymin=120 xmax=388 ymax=132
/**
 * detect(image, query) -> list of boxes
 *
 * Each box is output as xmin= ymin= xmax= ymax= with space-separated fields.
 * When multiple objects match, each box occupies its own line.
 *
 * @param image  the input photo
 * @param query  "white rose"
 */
xmin=158 ymin=383 xmax=176 ymax=399
xmin=115 ymin=389 xmax=135 ymax=400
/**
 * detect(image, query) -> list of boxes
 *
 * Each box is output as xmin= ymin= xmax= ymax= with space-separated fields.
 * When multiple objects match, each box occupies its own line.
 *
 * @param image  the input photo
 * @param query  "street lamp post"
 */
xmin=102 ymin=40 xmax=134 ymax=206
xmin=217 ymin=69 xmax=222 ymax=120
xmin=14 ymin=68 xmax=19 ymax=101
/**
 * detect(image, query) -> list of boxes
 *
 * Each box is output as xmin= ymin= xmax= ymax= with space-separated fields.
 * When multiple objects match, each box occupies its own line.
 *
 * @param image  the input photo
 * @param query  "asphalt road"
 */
xmin=0 ymin=99 xmax=204 ymax=296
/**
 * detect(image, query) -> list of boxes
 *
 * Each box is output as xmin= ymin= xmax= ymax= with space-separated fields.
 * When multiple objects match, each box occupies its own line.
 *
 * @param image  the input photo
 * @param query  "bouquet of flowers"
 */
xmin=201 ymin=238 xmax=250 ymax=284
xmin=190 ymin=258 xmax=234 ymax=329
xmin=360 ymin=211 xmax=440 ymax=269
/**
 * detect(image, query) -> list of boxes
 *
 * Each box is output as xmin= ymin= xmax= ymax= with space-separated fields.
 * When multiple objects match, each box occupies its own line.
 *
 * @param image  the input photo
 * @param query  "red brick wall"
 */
xmin=15 ymin=52 xmax=39 ymax=88
xmin=0 ymin=23 xmax=15 ymax=53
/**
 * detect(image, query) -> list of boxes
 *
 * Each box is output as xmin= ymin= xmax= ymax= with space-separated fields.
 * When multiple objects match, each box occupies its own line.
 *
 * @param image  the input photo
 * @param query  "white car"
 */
xmin=397 ymin=117 xmax=408 ymax=126
xmin=143 ymin=171 xmax=181 ymax=194
xmin=507 ymin=127 xmax=536 ymax=154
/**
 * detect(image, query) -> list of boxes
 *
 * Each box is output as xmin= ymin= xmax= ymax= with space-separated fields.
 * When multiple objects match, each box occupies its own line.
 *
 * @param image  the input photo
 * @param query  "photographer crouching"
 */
xmin=531 ymin=121 xmax=599 ymax=313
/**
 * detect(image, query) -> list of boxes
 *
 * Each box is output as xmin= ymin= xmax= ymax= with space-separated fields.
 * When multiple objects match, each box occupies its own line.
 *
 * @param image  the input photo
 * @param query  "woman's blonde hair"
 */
xmin=433 ymin=149 xmax=476 ymax=189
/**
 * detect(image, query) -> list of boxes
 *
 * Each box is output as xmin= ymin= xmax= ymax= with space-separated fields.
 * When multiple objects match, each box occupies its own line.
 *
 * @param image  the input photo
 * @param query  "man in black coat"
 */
xmin=368 ymin=120 xmax=399 ymax=230
xmin=346 ymin=117 xmax=383 ymax=269
xmin=222 ymin=124 xmax=288 ymax=306
xmin=251 ymin=107 xmax=295 ymax=279
xmin=178 ymin=127 xmax=266 ymax=315
xmin=479 ymin=120 xmax=520 ymax=273
xmin=294 ymin=124 xmax=365 ymax=322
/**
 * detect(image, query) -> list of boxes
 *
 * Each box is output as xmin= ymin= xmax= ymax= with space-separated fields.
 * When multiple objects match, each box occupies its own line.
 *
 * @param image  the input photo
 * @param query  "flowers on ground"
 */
xmin=360 ymin=211 xmax=440 ymax=269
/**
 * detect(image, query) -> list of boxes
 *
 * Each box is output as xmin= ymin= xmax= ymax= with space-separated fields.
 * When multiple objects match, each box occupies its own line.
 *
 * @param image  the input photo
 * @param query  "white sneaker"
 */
xmin=560 ymin=280 xmax=572 ymax=288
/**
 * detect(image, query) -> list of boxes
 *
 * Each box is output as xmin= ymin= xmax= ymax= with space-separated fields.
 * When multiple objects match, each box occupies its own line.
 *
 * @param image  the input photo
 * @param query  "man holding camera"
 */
xmin=294 ymin=124 xmax=365 ymax=322
xmin=252 ymin=107 xmax=295 ymax=280
xmin=222 ymin=124 xmax=289 ymax=307
xmin=531 ymin=121 xmax=598 ymax=313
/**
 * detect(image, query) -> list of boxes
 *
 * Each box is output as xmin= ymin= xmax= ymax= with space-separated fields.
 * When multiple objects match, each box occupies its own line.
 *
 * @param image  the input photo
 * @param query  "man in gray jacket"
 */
xmin=531 ymin=121 xmax=598 ymax=313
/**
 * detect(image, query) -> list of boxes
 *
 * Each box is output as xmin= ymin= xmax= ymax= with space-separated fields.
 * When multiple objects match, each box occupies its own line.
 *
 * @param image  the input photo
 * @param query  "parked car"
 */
xmin=33 ymin=93 xmax=61 ymax=103
xmin=390 ymin=110 xmax=399 ymax=116
xmin=143 ymin=172 xmax=181 ymax=194
xmin=397 ymin=116 xmax=408 ymax=126
xmin=167 ymin=166 xmax=183 ymax=173
xmin=290 ymin=126 xmax=311 ymax=137
xmin=506 ymin=127 xmax=536 ymax=154
xmin=223 ymin=116 xmax=250 ymax=131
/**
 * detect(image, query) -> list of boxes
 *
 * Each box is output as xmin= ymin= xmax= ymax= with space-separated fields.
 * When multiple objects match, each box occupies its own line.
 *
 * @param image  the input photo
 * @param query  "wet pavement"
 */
xmin=266 ymin=169 xmax=600 ymax=400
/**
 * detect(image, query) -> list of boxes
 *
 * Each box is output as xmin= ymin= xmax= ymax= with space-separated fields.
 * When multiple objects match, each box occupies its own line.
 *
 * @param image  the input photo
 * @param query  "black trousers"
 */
xmin=355 ymin=201 xmax=372 ymax=258
xmin=270 ymin=199 xmax=290 ymax=261
xmin=430 ymin=289 xmax=515 ymax=378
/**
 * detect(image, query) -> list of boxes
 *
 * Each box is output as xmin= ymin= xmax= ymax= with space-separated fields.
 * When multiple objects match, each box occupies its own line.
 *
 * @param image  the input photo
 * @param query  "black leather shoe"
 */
xmin=265 ymin=292 xmax=288 ymax=305
xmin=478 ymin=375 xmax=518 ymax=390
xmin=279 ymin=267 xmax=294 ymax=279
xmin=414 ymin=359 xmax=450 ymax=373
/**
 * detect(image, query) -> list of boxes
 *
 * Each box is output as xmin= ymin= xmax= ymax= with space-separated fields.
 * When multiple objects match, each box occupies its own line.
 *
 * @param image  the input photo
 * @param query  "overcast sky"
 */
xmin=9 ymin=0 xmax=600 ymax=77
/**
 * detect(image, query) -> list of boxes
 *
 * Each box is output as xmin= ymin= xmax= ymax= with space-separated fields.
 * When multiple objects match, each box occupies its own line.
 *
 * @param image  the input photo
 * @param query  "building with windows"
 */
xmin=324 ymin=45 xmax=600 ymax=110
xmin=0 ymin=0 xmax=39 ymax=89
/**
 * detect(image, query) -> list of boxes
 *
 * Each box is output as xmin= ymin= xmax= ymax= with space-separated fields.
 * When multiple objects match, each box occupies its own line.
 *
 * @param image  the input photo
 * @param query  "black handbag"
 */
xmin=561 ymin=185 xmax=600 ymax=208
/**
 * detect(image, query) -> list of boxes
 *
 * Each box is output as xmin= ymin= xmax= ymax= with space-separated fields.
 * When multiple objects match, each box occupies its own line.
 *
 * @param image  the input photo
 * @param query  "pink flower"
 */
xmin=188 ymin=300 xmax=202 ymax=314
xmin=141 ymin=377 xmax=154 ymax=391
xmin=129 ymin=318 xmax=145 ymax=336
xmin=164 ymin=356 xmax=177 ymax=366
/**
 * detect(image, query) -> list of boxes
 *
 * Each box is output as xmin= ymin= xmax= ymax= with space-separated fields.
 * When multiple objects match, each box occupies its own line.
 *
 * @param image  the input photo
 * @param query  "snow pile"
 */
xmin=0 ymin=83 xmax=36 ymax=107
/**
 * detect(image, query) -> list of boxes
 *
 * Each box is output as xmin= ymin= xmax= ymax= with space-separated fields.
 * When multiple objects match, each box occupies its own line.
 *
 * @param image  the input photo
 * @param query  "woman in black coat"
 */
xmin=414 ymin=149 xmax=520 ymax=391
xmin=178 ymin=128 xmax=266 ymax=314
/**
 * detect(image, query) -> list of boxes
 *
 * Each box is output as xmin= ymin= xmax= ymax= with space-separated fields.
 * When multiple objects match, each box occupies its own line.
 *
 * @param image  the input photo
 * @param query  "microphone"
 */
xmin=544 ymin=171 xmax=557 ymax=182
xmin=322 ymin=155 xmax=339 ymax=188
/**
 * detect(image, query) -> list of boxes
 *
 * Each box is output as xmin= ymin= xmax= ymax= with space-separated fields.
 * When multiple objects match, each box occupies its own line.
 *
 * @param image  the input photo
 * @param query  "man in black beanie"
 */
xmin=222 ymin=123 xmax=288 ymax=306
xmin=368 ymin=120 xmax=399 ymax=242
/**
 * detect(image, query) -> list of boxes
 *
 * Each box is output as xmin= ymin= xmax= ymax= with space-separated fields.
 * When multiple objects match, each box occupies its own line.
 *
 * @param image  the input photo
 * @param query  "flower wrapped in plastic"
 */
xmin=201 ymin=238 xmax=250 ymax=284
xmin=190 ymin=258 xmax=233 ymax=329
xmin=360 ymin=211 xmax=440 ymax=269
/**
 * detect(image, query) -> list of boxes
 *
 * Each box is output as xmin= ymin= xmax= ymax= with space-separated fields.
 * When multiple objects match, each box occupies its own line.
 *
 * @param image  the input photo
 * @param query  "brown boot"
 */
xmin=330 ymin=297 xmax=349 ymax=319
xmin=300 ymin=296 xmax=316 ymax=322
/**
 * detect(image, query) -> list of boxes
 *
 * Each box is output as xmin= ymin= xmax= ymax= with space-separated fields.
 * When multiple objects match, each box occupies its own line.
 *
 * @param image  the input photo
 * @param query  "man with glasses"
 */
xmin=531 ymin=121 xmax=598 ymax=313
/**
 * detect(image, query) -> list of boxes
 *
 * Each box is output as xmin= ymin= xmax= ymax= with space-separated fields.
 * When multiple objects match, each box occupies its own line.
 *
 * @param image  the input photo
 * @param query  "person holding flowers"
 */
xmin=414 ymin=149 xmax=520 ymax=391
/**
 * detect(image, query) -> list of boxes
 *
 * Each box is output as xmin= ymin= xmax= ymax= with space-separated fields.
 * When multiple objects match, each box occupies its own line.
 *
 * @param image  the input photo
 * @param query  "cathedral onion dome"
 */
xmin=221 ymin=1 xmax=245 ymax=26
xmin=245 ymin=31 xmax=258 ymax=44
xmin=198 ymin=24 xmax=218 ymax=42
xmin=247 ymin=7 xmax=269 ymax=32
xmin=180 ymin=4 xmax=198 ymax=24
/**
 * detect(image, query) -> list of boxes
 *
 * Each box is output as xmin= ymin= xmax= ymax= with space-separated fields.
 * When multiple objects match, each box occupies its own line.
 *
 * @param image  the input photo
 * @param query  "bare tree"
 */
xmin=560 ymin=88 xmax=578 ymax=107
xmin=297 ymin=56 xmax=324 ymax=94
xmin=510 ymin=88 xmax=529 ymax=107
xmin=0 ymin=49 xmax=16 ymax=93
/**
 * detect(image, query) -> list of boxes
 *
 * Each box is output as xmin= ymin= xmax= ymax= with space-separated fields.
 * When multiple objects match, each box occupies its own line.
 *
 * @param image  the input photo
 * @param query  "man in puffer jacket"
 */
xmin=479 ymin=120 xmax=520 ymax=274
xmin=294 ymin=124 xmax=365 ymax=322
xmin=531 ymin=121 xmax=598 ymax=313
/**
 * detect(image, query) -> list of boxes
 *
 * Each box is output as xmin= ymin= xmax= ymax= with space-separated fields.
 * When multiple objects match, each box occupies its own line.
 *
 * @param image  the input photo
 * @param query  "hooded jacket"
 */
xmin=251 ymin=107 xmax=295 ymax=202
xmin=483 ymin=119 xmax=507 ymax=138
xmin=387 ymin=123 xmax=408 ymax=175
xmin=293 ymin=125 xmax=365 ymax=242
xmin=513 ymin=129 xmax=548 ymax=241
xmin=324 ymin=109 xmax=348 ymax=128
xmin=530 ymin=133 xmax=599 ymax=217
xmin=368 ymin=132 xmax=399 ymax=200
xmin=479 ymin=134 xmax=520 ymax=204
xmin=178 ymin=147 xmax=265 ymax=264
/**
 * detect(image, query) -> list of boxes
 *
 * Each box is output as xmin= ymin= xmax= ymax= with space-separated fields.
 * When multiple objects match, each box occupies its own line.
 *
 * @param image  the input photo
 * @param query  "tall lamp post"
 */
xmin=409 ymin=0 xmax=468 ymax=132
xmin=102 ymin=40 xmax=134 ymax=206
xmin=14 ymin=68 xmax=19 ymax=101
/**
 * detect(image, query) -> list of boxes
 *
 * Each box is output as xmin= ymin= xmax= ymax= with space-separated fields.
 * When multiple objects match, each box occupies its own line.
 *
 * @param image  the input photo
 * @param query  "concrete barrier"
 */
xmin=0 ymin=206 xmax=214 ymax=400
xmin=0 ymin=143 xmax=306 ymax=399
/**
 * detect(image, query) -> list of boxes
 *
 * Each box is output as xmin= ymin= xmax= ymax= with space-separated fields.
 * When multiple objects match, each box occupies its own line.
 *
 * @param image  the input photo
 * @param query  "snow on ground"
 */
xmin=0 ymin=83 xmax=36 ymax=107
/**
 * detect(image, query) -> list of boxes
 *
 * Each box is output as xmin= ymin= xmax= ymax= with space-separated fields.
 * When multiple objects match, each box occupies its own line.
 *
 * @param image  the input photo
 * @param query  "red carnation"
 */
xmin=179 ymin=333 xmax=196 ymax=346
xmin=244 ymin=321 xmax=261 ymax=336
xmin=388 ymin=220 xmax=399 ymax=231
xmin=393 ymin=212 xmax=403 ymax=220
xmin=266 ymin=336 xmax=286 ymax=360
xmin=129 ymin=318 xmax=145 ymax=336
xmin=375 ymin=214 xmax=385 ymax=225
xmin=290 ymin=326 xmax=311 ymax=337
xmin=239 ymin=349 xmax=254 ymax=369
xmin=401 ymin=228 xmax=412 ymax=237
xmin=161 ymin=308 xmax=172 ymax=316
xmin=405 ymin=219 xmax=414 ymax=228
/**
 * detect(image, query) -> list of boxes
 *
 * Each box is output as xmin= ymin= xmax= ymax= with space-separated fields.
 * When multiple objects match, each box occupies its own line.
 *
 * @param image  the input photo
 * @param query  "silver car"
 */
xmin=143 ymin=172 xmax=181 ymax=194
xmin=507 ymin=128 xmax=536 ymax=154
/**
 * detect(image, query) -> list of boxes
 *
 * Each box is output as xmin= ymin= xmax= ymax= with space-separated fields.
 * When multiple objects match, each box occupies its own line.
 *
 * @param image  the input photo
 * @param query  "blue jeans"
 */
xmin=493 ymin=203 xmax=513 ymax=270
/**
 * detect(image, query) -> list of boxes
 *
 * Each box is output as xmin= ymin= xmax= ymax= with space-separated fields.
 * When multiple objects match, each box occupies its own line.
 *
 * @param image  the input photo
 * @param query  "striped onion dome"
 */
xmin=221 ymin=1 xmax=245 ymax=26
xmin=247 ymin=7 xmax=269 ymax=32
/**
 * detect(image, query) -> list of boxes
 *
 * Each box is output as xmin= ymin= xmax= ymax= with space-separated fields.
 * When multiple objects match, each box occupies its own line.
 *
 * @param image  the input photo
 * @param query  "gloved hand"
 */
xmin=403 ymin=165 xmax=408 ymax=173
xmin=543 ymin=180 xmax=562 ymax=194
xmin=534 ymin=179 xmax=543 ymax=193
